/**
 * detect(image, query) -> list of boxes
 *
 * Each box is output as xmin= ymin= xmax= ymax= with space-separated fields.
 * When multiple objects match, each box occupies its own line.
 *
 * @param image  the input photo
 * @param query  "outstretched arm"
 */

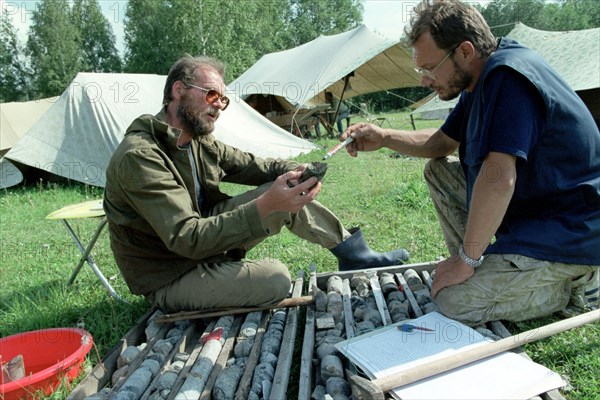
xmin=340 ymin=123 xmax=458 ymax=159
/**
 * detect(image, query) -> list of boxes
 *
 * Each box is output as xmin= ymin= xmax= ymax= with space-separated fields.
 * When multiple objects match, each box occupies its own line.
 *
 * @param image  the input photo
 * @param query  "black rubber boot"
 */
xmin=330 ymin=227 xmax=410 ymax=271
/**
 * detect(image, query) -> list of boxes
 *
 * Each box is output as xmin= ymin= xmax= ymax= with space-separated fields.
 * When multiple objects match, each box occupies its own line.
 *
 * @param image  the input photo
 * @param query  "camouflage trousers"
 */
xmin=424 ymin=156 xmax=597 ymax=325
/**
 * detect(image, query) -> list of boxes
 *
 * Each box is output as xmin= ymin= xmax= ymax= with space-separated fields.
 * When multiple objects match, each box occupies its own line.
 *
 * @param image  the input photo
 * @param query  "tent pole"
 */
xmin=330 ymin=74 xmax=351 ymax=137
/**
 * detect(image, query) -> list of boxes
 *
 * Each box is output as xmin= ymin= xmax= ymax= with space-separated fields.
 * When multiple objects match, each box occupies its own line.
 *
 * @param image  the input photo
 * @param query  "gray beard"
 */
xmin=177 ymin=95 xmax=215 ymax=138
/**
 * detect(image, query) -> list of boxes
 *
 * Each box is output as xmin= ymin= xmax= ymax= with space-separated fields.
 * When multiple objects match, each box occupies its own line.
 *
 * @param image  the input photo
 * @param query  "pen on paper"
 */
xmin=398 ymin=324 xmax=435 ymax=332
xmin=322 ymin=137 xmax=354 ymax=160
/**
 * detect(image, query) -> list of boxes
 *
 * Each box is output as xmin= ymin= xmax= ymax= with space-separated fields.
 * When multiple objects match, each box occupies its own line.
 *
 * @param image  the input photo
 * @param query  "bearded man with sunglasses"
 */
xmin=340 ymin=0 xmax=599 ymax=325
xmin=103 ymin=55 xmax=410 ymax=313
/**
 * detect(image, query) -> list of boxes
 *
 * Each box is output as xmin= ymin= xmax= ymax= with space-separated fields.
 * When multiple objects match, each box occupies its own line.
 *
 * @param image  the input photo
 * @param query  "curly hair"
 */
xmin=404 ymin=0 xmax=497 ymax=57
xmin=162 ymin=55 xmax=226 ymax=106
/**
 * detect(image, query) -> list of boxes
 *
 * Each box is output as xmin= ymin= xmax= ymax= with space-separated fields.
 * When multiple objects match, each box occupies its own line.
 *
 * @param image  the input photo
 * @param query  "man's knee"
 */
xmin=254 ymin=260 xmax=292 ymax=301
xmin=435 ymin=288 xmax=470 ymax=320
xmin=424 ymin=156 xmax=459 ymax=183
xmin=270 ymin=262 xmax=292 ymax=299
xmin=434 ymin=286 xmax=489 ymax=326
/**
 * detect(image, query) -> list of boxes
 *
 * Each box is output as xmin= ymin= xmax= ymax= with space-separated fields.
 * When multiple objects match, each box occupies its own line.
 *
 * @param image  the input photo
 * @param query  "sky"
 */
xmin=363 ymin=0 xmax=421 ymax=40
xmin=1 ymin=0 xmax=429 ymax=52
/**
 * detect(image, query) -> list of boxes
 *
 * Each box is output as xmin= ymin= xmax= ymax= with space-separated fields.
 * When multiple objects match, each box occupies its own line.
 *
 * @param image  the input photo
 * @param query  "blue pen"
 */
xmin=398 ymin=323 xmax=435 ymax=333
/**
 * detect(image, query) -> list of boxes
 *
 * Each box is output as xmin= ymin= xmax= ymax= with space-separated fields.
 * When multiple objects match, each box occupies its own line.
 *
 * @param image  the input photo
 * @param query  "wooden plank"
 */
xmin=199 ymin=316 xmax=244 ymax=400
xmin=421 ymin=270 xmax=433 ymax=291
xmin=166 ymin=320 xmax=216 ymax=400
xmin=140 ymin=321 xmax=199 ymax=399
xmin=487 ymin=321 xmax=565 ymax=400
xmin=67 ymin=307 xmax=157 ymax=399
xmin=367 ymin=312 xmax=599 ymax=396
xmin=341 ymin=278 xmax=356 ymax=339
xmin=234 ymin=312 xmax=270 ymax=400
xmin=316 ymin=261 xmax=437 ymax=288
xmin=110 ymin=320 xmax=173 ymax=393
xmin=298 ymin=264 xmax=317 ymax=400
xmin=341 ymin=277 xmax=361 ymax=382
xmin=395 ymin=273 xmax=423 ymax=318
xmin=368 ymin=271 xmax=392 ymax=325
xmin=155 ymin=296 xmax=314 ymax=323
xmin=270 ymin=271 xmax=305 ymax=400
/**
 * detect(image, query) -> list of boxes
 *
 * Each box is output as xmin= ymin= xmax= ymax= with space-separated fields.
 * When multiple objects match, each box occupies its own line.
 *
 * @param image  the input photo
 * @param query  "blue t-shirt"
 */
xmin=441 ymin=39 xmax=600 ymax=265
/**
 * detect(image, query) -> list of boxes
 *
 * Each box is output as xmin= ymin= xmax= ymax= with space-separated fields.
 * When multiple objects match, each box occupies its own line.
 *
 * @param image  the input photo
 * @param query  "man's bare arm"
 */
xmin=341 ymin=123 xmax=458 ymax=159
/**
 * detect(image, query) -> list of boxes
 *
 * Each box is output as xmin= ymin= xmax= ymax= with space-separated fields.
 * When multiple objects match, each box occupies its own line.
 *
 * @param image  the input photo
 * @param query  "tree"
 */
xmin=27 ymin=0 xmax=81 ymax=98
xmin=283 ymin=0 xmax=364 ymax=48
xmin=481 ymin=0 xmax=599 ymax=37
xmin=71 ymin=0 xmax=122 ymax=72
xmin=123 ymin=0 xmax=291 ymax=81
xmin=537 ymin=0 xmax=600 ymax=30
xmin=480 ymin=0 xmax=547 ymax=36
xmin=122 ymin=0 xmax=364 ymax=81
xmin=193 ymin=0 xmax=291 ymax=81
xmin=0 ymin=13 xmax=29 ymax=102
xmin=123 ymin=0 xmax=171 ymax=74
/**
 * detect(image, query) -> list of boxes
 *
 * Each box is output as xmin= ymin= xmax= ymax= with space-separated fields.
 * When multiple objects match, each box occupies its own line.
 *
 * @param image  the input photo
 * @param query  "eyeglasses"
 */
xmin=414 ymin=45 xmax=459 ymax=80
xmin=185 ymin=83 xmax=230 ymax=110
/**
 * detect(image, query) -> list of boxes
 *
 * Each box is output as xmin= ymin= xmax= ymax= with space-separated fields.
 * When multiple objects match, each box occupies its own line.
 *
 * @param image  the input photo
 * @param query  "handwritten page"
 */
xmin=335 ymin=312 xmax=565 ymax=399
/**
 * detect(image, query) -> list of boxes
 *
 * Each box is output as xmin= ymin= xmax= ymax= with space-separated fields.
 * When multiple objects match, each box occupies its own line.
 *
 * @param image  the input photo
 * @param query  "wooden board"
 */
xmin=46 ymin=199 xmax=105 ymax=220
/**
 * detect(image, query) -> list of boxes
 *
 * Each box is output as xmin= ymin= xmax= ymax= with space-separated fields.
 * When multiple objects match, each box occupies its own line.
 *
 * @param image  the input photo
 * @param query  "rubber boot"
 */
xmin=330 ymin=227 xmax=410 ymax=271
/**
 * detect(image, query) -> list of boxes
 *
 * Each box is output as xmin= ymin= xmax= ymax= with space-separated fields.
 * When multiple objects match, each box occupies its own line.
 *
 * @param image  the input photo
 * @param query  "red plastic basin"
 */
xmin=0 ymin=328 xmax=93 ymax=399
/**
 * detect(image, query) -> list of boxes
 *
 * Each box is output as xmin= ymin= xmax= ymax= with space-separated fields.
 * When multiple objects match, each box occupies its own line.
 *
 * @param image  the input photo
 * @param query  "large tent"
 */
xmin=411 ymin=23 xmax=600 ymax=123
xmin=0 ymin=97 xmax=58 ymax=188
xmin=410 ymin=93 xmax=457 ymax=122
xmin=0 ymin=97 xmax=58 ymax=155
xmin=507 ymin=22 xmax=600 ymax=120
xmin=2 ymin=73 xmax=317 ymax=189
xmin=231 ymin=24 xmax=420 ymax=125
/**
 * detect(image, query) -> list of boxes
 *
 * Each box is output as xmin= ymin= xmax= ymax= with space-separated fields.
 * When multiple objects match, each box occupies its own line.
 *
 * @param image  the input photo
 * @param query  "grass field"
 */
xmin=1 ymin=112 xmax=598 ymax=399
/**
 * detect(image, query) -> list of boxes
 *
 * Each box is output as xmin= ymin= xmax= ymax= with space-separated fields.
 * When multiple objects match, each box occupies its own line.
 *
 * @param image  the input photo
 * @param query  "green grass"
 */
xmin=1 ymin=112 xmax=598 ymax=399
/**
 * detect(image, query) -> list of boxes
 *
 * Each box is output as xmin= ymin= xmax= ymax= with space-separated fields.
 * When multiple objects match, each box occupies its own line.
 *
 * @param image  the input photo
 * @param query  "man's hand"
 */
xmin=340 ymin=123 xmax=386 ymax=157
xmin=431 ymin=256 xmax=475 ymax=298
xmin=256 ymin=169 xmax=320 ymax=220
xmin=285 ymin=164 xmax=308 ymax=187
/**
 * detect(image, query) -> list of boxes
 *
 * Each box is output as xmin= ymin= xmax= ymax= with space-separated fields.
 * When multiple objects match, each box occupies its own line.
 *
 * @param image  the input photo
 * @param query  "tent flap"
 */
xmin=231 ymin=25 xmax=421 ymax=107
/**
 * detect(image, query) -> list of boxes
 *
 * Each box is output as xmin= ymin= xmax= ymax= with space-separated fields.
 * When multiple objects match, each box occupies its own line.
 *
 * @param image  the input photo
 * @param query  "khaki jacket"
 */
xmin=103 ymin=109 xmax=299 ymax=295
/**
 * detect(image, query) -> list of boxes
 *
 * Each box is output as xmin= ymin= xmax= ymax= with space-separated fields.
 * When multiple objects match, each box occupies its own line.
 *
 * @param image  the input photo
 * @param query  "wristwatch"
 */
xmin=459 ymin=245 xmax=485 ymax=268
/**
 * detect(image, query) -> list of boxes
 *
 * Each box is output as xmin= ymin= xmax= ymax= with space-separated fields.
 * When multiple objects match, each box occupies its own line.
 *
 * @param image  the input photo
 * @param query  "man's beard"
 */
xmin=435 ymin=61 xmax=472 ymax=101
xmin=177 ymin=94 xmax=218 ymax=138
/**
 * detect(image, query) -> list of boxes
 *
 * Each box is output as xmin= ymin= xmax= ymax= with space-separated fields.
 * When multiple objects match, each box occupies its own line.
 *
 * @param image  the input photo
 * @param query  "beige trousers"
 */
xmin=148 ymin=183 xmax=349 ymax=312
xmin=424 ymin=157 xmax=596 ymax=325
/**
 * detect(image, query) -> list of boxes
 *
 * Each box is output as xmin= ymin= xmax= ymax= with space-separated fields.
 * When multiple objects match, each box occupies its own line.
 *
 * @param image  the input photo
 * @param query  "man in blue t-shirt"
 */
xmin=339 ymin=0 xmax=599 ymax=325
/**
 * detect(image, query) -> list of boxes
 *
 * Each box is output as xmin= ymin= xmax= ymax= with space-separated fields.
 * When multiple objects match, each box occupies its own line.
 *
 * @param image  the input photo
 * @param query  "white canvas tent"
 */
xmin=506 ymin=22 xmax=600 ymax=120
xmin=232 ymin=24 xmax=420 ymax=109
xmin=0 ymin=97 xmax=58 ymax=188
xmin=410 ymin=94 xmax=458 ymax=121
xmin=0 ymin=97 xmax=58 ymax=155
xmin=411 ymin=23 xmax=600 ymax=124
xmin=2 ymin=73 xmax=317 ymax=189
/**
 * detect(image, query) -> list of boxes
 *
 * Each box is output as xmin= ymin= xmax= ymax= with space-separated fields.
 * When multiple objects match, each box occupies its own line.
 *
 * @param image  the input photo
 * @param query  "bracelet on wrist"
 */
xmin=459 ymin=245 xmax=485 ymax=268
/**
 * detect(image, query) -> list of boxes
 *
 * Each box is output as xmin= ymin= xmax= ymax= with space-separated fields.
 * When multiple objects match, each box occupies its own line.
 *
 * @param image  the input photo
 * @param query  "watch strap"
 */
xmin=459 ymin=245 xmax=485 ymax=268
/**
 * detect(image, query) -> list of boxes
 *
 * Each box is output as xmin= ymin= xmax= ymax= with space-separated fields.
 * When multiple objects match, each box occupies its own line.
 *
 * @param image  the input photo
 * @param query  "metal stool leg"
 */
xmin=62 ymin=218 xmax=127 ymax=303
